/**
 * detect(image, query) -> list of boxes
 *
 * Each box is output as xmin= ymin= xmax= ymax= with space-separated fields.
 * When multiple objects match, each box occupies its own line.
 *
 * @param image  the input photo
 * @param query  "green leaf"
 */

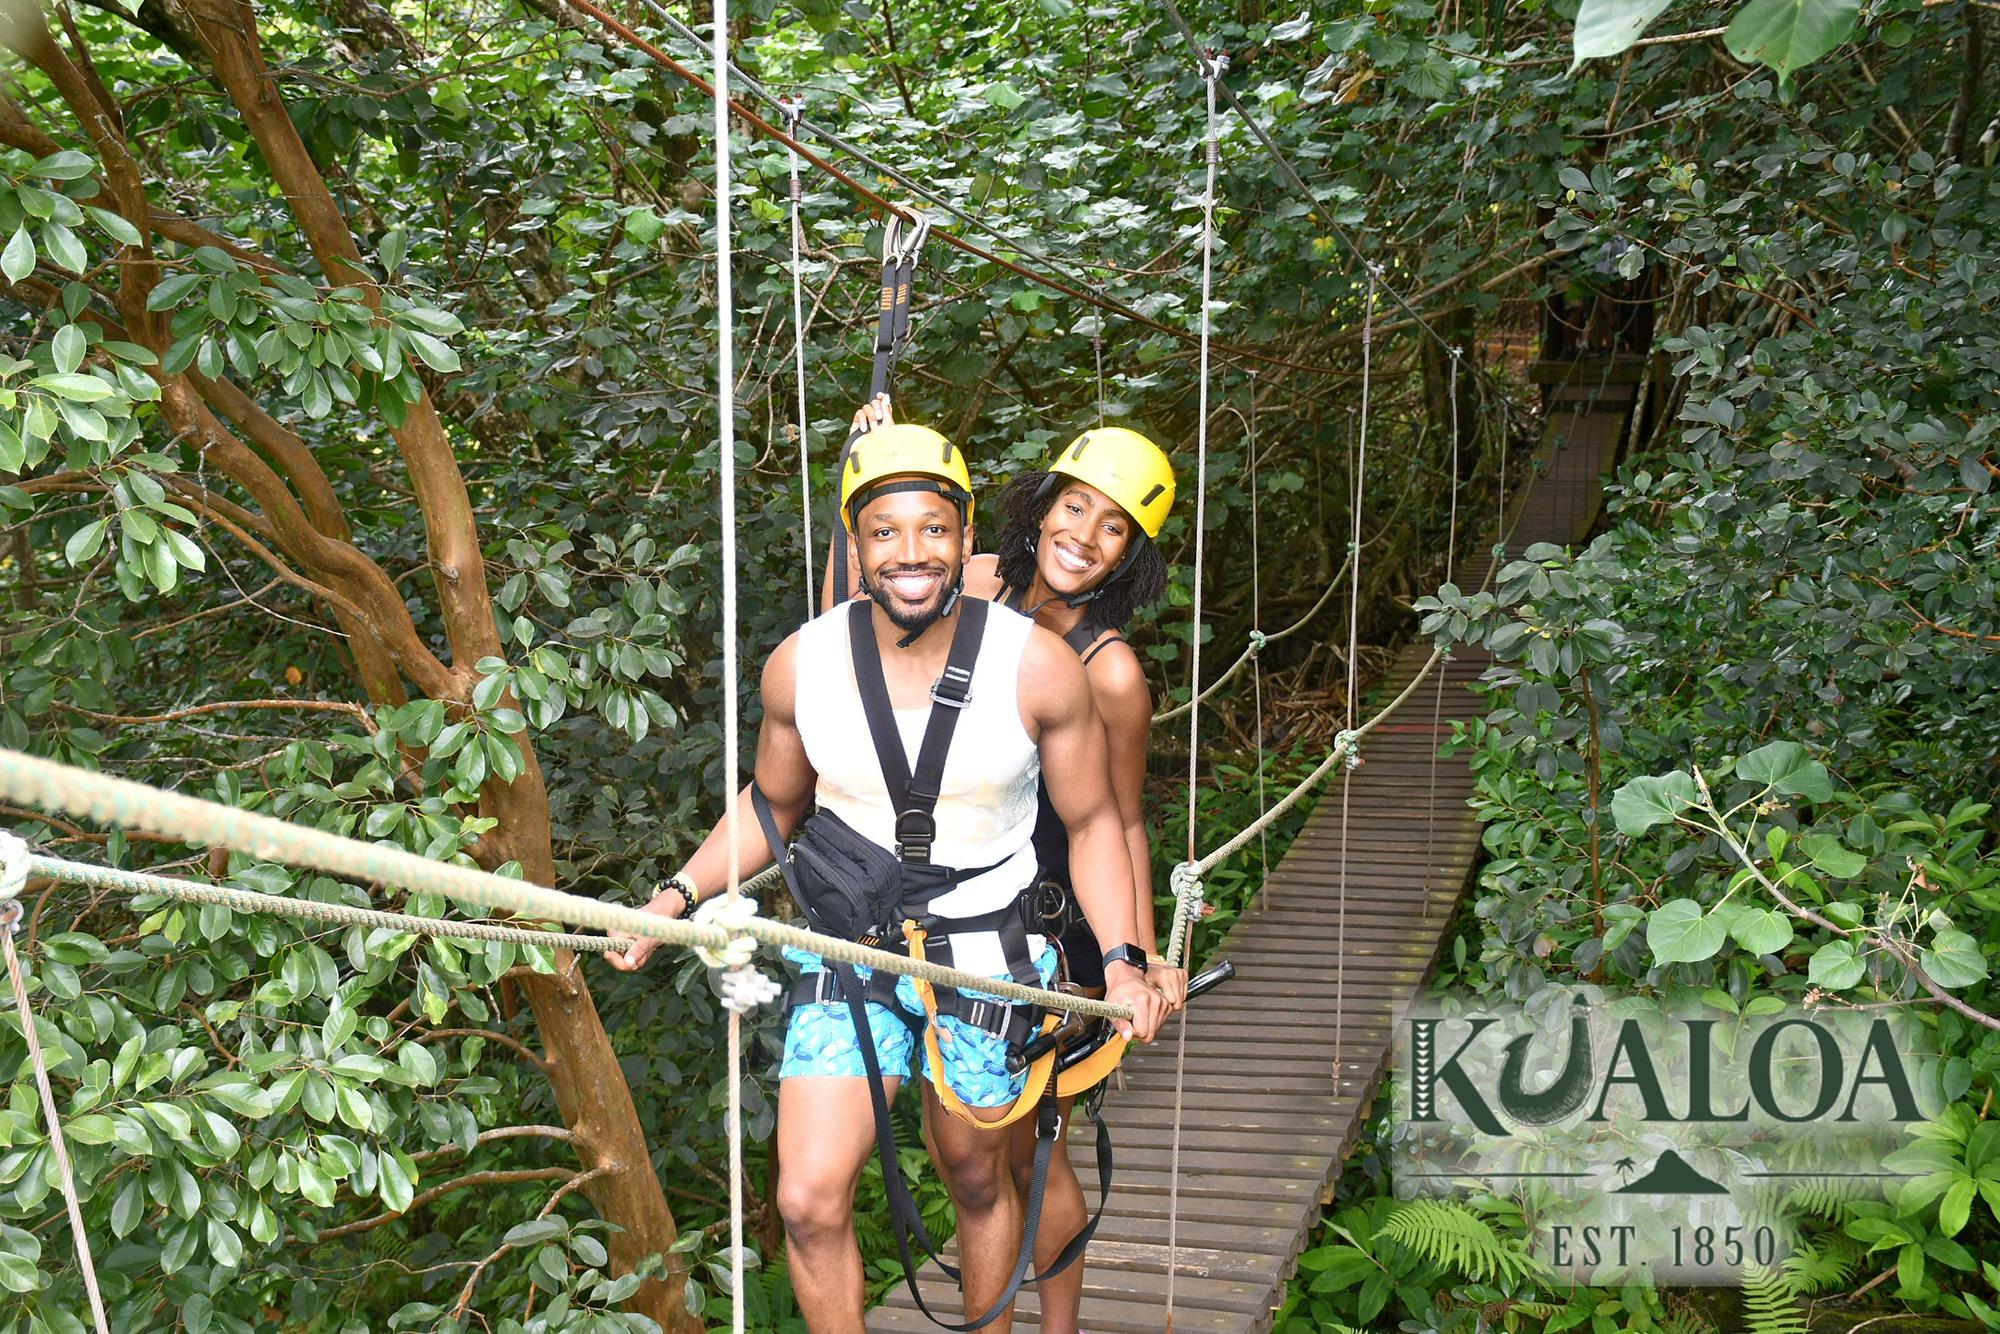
xmin=0 ymin=1252 xmax=38 ymax=1293
xmin=146 ymin=272 xmax=204 ymax=311
xmin=1921 ymin=931 xmax=1988 ymax=990
xmin=1809 ymin=939 xmax=1866 ymax=990
xmin=984 ymin=81 xmax=1027 ymax=111
xmin=1 ymin=227 xmax=34 ymax=283
xmin=86 ymin=207 xmax=142 ymax=246
xmin=51 ymin=325 xmax=85 ymax=376
xmin=32 ymin=150 xmax=96 ymax=180
xmin=32 ymin=371 xmax=112 ymax=402
xmin=1648 ymin=898 xmax=1730 ymax=964
xmin=1731 ymin=908 xmax=1795 ymax=956
xmin=1724 ymin=0 xmax=1861 ymax=83
xmin=42 ymin=223 xmax=86 ymax=274
xmin=1801 ymin=833 xmax=1866 ymax=879
xmin=1611 ymin=771 xmax=1696 ymax=835
xmin=63 ymin=517 xmax=107 ymax=567
xmin=403 ymin=329 xmax=461 ymax=373
xmin=1735 ymin=741 xmax=1834 ymax=801
xmin=1572 ymin=0 xmax=1677 ymax=66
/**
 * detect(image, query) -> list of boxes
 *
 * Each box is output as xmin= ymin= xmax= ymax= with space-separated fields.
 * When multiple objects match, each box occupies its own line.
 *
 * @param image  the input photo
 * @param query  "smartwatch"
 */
xmin=1102 ymin=943 xmax=1149 ymax=976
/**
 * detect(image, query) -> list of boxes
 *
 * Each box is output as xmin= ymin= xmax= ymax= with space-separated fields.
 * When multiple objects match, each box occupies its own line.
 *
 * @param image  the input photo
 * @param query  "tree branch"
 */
xmin=453 ymin=1165 xmax=610 ymax=1318
xmin=416 ymin=1026 xmax=550 ymax=1073
xmin=316 ymin=1167 xmax=576 ymax=1240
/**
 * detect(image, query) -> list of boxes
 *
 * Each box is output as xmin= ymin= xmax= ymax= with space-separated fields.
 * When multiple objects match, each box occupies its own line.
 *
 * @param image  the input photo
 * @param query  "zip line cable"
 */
xmin=1164 ymin=52 xmax=1223 ymax=1330
xmin=550 ymin=0 xmax=1358 ymax=381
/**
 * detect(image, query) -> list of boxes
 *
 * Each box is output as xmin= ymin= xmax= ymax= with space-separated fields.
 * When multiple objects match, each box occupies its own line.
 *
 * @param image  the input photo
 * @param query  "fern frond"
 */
xmin=1781 ymin=1175 xmax=1867 ymax=1221
xmin=1658 ymin=1304 xmax=1719 ymax=1334
xmin=1741 ymin=1264 xmax=1809 ymax=1334
xmin=1377 ymin=1199 xmax=1546 ymax=1285
xmin=1779 ymin=1236 xmax=1859 ymax=1295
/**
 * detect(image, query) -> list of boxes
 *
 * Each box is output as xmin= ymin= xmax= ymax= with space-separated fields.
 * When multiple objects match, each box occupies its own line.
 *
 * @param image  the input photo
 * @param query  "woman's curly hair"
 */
xmin=991 ymin=470 xmax=1168 ymax=631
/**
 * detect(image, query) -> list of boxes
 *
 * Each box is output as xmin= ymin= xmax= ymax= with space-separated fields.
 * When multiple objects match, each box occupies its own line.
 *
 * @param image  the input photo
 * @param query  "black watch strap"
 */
xmin=1102 ymin=943 xmax=1148 ymax=975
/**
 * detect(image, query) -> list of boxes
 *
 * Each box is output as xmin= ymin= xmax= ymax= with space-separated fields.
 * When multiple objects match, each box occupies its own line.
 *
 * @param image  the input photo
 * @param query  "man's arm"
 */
xmin=1024 ymin=631 xmax=1168 ymax=1041
xmin=608 ymin=636 xmax=815 ymax=969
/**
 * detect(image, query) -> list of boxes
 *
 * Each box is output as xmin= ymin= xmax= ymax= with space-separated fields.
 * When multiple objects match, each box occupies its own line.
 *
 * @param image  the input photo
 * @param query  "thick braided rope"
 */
xmin=0 ymin=834 xmax=111 ymax=1334
xmin=24 ymin=855 xmax=611 ymax=951
xmin=0 ymin=748 xmax=1132 ymax=1021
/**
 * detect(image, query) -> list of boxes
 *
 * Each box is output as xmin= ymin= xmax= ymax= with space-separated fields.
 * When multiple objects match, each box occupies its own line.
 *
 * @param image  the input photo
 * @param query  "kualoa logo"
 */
xmin=1390 ymin=989 xmax=1936 ymax=1285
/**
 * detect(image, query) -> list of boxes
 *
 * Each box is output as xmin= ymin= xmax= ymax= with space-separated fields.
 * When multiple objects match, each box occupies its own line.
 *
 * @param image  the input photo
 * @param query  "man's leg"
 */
xmin=776 ymin=1074 xmax=897 ymax=1334
xmin=1008 ymin=1097 xmax=1086 ymax=1334
xmin=924 ymin=1079 xmax=1025 ymax=1332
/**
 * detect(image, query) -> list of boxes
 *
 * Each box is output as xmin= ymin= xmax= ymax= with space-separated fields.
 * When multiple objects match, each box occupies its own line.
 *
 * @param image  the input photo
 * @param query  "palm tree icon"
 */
xmin=1613 ymin=1156 xmax=1637 ymax=1182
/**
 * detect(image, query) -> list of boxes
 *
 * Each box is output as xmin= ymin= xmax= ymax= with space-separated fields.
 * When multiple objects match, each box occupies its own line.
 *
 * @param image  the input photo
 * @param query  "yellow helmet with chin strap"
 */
xmin=1047 ymin=427 xmax=1175 ymax=538
xmin=840 ymin=423 xmax=975 ymax=531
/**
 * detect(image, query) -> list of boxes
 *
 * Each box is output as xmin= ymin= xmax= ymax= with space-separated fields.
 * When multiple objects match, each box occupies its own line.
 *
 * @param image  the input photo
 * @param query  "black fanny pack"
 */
xmin=758 ymin=797 xmax=1009 ymax=944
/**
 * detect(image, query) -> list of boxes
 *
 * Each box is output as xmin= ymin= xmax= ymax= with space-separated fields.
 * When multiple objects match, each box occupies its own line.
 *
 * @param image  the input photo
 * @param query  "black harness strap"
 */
xmin=847 ymin=597 xmax=987 ymax=866
xmin=999 ymin=581 xmax=1120 ymax=663
xmin=827 ymin=217 xmax=928 ymax=612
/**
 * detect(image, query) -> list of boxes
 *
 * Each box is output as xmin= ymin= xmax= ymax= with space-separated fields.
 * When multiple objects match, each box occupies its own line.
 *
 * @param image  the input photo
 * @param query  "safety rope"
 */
xmin=0 ymin=834 xmax=110 ymax=1334
xmin=704 ymin=4 xmax=757 ymax=1324
xmin=1165 ymin=49 xmax=1225 ymax=1330
xmin=1150 ymin=550 xmax=1349 ymax=724
xmin=1422 ymin=347 xmax=1464 ymax=920
xmin=783 ymin=96 xmax=814 ymax=616
xmin=1248 ymin=373 xmax=1269 ymax=907
xmin=0 ymin=748 xmax=1134 ymax=1022
xmin=1332 ymin=271 xmax=1374 ymax=1083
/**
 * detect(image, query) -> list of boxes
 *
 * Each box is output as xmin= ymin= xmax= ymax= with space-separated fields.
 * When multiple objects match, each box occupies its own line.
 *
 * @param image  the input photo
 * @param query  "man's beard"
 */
xmin=864 ymin=561 xmax=961 ymax=638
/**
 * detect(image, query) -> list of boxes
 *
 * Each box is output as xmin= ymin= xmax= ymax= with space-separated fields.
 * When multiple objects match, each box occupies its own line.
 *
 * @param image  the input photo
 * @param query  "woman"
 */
xmin=851 ymin=397 xmax=1187 ymax=1334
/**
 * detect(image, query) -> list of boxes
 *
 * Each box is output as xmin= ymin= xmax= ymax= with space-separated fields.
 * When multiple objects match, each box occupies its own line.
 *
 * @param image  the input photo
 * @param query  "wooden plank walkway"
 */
xmin=870 ymin=367 xmax=1634 ymax=1333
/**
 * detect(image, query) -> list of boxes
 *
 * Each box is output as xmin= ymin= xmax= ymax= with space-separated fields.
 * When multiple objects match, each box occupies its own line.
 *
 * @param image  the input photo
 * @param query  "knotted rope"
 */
xmin=0 ymin=833 xmax=110 ymax=1334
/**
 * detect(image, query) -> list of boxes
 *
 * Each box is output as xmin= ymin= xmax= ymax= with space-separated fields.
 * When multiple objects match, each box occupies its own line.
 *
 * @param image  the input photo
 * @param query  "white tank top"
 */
xmin=793 ymin=602 xmax=1042 ymax=972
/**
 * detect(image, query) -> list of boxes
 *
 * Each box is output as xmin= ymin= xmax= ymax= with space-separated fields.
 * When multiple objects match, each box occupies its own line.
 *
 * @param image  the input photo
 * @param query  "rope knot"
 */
xmin=1246 ymin=629 xmax=1269 ymax=657
xmin=692 ymin=892 xmax=777 ymax=1013
xmin=1335 ymin=729 xmax=1364 ymax=771
xmin=1170 ymin=861 xmax=1205 ymax=914
xmin=0 ymin=832 xmax=28 ymax=909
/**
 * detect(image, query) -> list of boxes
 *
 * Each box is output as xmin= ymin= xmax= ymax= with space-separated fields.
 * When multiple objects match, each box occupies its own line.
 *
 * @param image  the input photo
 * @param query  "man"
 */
xmin=611 ymin=421 xmax=1168 ymax=1333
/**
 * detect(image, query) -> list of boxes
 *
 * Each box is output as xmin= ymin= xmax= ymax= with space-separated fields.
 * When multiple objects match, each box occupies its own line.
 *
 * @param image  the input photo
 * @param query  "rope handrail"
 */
xmin=1151 ymin=551 xmax=1348 ymax=723
xmin=0 ymin=748 xmax=1132 ymax=1022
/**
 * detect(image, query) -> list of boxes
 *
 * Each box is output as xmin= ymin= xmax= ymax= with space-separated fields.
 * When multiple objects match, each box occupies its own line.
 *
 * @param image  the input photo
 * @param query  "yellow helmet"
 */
xmin=1048 ymin=427 xmax=1175 ymax=538
xmin=840 ymin=423 xmax=975 ymax=531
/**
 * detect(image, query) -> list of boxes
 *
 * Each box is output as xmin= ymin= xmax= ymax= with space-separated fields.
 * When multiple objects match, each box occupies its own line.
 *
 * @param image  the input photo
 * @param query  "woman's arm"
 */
xmin=1089 ymin=642 xmax=1188 ymax=1009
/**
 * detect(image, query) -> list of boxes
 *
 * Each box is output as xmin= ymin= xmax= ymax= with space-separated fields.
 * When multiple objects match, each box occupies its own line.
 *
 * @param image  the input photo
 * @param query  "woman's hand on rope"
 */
xmin=850 ymin=392 xmax=894 ymax=436
xmin=605 ymin=885 xmax=689 ymax=971
xmin=1104 ymin=970 xmax=1170 ymax=1042
xmin=1150 ymin=963 xmax=1190 ymax=1013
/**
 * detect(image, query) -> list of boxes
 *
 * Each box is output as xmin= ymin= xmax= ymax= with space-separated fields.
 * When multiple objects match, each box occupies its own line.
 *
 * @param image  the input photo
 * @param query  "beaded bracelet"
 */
xmin=661 ymin=874 xmax=697 ymax=917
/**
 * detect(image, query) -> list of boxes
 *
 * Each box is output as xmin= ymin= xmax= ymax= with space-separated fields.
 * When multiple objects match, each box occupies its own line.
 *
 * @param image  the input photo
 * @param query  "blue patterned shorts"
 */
xmin=779 ymin=943 xmax=1059 ymax=1108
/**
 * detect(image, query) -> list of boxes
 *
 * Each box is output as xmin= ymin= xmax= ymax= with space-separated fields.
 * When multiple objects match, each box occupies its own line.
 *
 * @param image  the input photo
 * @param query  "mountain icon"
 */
xmin=1611 ymin=1149 xmax=1728 ymax=1195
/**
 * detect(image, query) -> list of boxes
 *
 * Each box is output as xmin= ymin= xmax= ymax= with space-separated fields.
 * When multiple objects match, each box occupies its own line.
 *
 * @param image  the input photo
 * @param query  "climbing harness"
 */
xmin=826 ymin=211 xmax=931 ymax=612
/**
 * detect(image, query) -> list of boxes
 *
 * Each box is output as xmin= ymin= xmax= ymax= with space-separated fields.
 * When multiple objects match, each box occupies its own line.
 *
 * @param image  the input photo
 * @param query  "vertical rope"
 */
xmin=1496 ymin=396 xmax=1509 ymax=560
xmin=707 ymin=5 xmax=747 ymax=1327
xmin=0 ymin=837 xmax=109 ymax=1334
xmin=783 ymin=97 xmax=814 ymax=616
xmin=1333 ymin=268 xmax=1375 ymax=1084
xmin=1166 ymin=49 xmax=1223 ymax=1332
xmin=1421 ymin=348 xmax=1462 ymax=921
xmin=1093 ymin=318 xmax=1106 ymax=428
xmin=1248 ymin=372 xmax=1269 ymax=908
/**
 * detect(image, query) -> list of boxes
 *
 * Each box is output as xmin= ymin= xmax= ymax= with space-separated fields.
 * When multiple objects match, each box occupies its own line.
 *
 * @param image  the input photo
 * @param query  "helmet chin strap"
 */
xmin=860 ymin=568 xmax=966 ymax=649
xmin=1023 ymin=531 xmax=1146 ymax=615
